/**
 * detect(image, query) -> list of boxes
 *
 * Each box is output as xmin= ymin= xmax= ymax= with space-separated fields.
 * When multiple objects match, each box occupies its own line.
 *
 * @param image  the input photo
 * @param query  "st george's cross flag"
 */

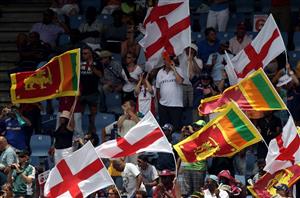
xmin=139 ymin=0 xmax=191 ymax=68
xmin=44 ymin=142 xmax=114 ymax=198
xmin=225 ymin=14 xmax=285 ymax=85
xmin=96 ymin=112 xmax=173 ymax=158
xmin=264 ymin=116 xmax=300 ymax=174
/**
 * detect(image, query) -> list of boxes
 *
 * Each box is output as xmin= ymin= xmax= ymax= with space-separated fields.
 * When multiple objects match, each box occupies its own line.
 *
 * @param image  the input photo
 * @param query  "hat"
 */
xmin=218 ymin=170 xmax=237 ymax=183
xmin=208 ymin=175 xmax=219 ymax=184
xmin=190 ymin=43 xmax=198 ymax=52
xmin=60 ymin=110 xmax=70 ymax=119
xmin=193 ymin=120 xmax=206 ymax=127
xmin=17 ymin=150 xmax=30 ymax=157
xmin=97 ymin=50 xmax=112 ymax=58
xmin=276 ymin=74 xmax=293 ymax=87
xmin=274 ymin=184 xmax=288 ymax=192
xmin=162 ymin=123 xmax=174 ymax=132
xmin=159 ymin=169 xmax=175 ymax=176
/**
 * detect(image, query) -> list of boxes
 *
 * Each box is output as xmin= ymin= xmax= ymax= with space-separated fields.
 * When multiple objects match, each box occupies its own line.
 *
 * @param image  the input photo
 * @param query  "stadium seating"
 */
xmin=105 ymin=92 xmax=123 ymax=115
xmin=80 ymin=0 xmax=102 ymax=13
xmin=191 ymin=32 xmax=204 ymax=43
xmin=57 ymin=33 xmax=71 ymax=46
xmin=234 ymin=0 xmax=254 ymax=13
xmin=69 ymin=15 xmax=85 ymax=29
xmin=97 ymin=14 xmax=113 ymax=25
xmin=227 ymin=13 xmax=246 ymax=32
xmin=30 ymin=135 xmax=52 ymax=157
xmin=217 ymin=32 xmax=234 ymax=42
xmin=288 ymin=51 xmax=300 ymax=68
xmin=293 ymin=32 xmax=300 ymax=51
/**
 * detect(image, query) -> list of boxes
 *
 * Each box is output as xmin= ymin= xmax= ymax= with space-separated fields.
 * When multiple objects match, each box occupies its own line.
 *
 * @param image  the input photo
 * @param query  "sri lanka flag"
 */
xmin=198 ymin=68 xmax=287 ymax=115
xmin=174 ymin=102 xmax=261 ymax=162
xmin=10 ymin=49 xmax=80 ymax=103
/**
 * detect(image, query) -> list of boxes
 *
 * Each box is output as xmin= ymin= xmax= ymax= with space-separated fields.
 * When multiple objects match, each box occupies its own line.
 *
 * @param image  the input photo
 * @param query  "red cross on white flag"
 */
xmin=44 ymin=142 xmax=114 ymax=198
xmin=225 ymin=14 xmax=286 ymax=85
xmin=96 ymin=112 xmax=173 ymax=158
xmin=139 ymin=0 xmax=191 ymax=69
xmin=264 ymin=116 xmax=300 ymax=174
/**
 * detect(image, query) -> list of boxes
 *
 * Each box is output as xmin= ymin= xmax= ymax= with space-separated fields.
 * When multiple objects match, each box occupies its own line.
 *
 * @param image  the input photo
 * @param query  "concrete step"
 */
xmin=0 ymin=32 xmax=19 ymax=42
xmin=0 ymin=64 xmax=17 ymax=71
xmin=0 ymin=17 xmax=39 ymax=23
xmin=0 ymin=51 xmax=19 ymax=63
xmin=0 ymin=71 xmax=10 ymax=82
xmin=0 ymin=44 xmax=17 ymax=52
xmin=0 ymin=91 xmax=11 ymax=103
xmin=1 ymin=6 xmax=49 ymax=12
xmin=1 ymin=12 xmax=43 ymax=19
xmin=0 ymin=22 xmax=33 ymax=32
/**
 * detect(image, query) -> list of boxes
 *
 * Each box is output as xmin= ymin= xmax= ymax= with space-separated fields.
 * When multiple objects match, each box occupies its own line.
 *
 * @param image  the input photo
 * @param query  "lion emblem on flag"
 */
xmin=24 ymin=67 xmax=52 ymax=90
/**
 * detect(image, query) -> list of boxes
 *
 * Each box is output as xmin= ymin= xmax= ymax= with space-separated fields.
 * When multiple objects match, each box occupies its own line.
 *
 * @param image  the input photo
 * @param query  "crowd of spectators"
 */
xmin=0 ymin=0 xmax=300 ymax=197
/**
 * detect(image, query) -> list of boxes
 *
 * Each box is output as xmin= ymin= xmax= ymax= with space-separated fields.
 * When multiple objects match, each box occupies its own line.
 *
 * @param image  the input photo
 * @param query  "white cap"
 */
xmin=276 ymin=74 xmax=292 ymax=87
xmin=190 ymin=43 xmax=198 ymax=52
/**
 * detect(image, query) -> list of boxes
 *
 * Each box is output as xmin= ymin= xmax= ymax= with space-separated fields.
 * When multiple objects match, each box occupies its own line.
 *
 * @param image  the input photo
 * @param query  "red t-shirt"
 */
xmin=58 ymin=96 xmax=82 ymax=113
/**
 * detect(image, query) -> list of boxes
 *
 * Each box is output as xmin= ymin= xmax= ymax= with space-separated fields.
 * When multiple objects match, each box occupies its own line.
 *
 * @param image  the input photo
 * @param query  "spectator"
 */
xmin=252 ymin=159 xmax=266 ymax=184
xmin=18 ymin=32 xmax=51 ymax=71
xmin=79 ymin=6 xmax=104 ymax=47
xmin=197 ymin=27 xmax=220 ymax=63
xmin=152 ymin=169 xmax=181 ymax=198
xmin=0 ymin=137 xmax=18 ymax=187
xmin=50 ymin=0 xmax=79 ymax=17
xmin=217 ymin=170 xmax=244 ymax=197
xmin=117 ymin=100 xmax=140 ymax=138
xmin=0 ymin=106 xmax=30 ymax=151
xmin=229 ymin=22 xmax=252 ymax=55
xmin=134 ymin=72 xmax=155 ymax=117
xmin=206 ymin=42 xmax=233 ymax=87
xmin=31 ymin=9 xmax=69 ymax=47
xmin=203 ymin=175 xmax=229 ymax=198
xmin=179 ymin=44 xmax=203 ymax=110
xmin=103 ymin=10 xmax=127 ymax=52
xmin=121 ymin=28 xmax=141 ymax=58
xmin=107 ymin=186 xmax=120 ymax=198
xmin=206 ymin=0 xmax=229 ymax=32
xmin=57 ymin=97 xmax=83 ymax=138
xmin=98 ymin=50 xmax=124 ymax=93
xmin=53 ymin=110 xmax=74 ymax=164
xmin=7 ymin=150 xmax=35 ymax=198
xmin=101 ymin=0 xmax=121 ymax=15
xmin=80 ymin=47 xmax=103 ymax=132
xmin=112 ymin=158 xmax=146 ymax=198
xmin=75 ymin=131 xmax=100 ymax=149
xmin=121 ymin=52 xmax=143 ymax=102
xmin=156 ymin=54 xmax=184 ymax=131
xmin=135 ymin=190 xmax=147 ymax=198
xmin=137 ymin=155 xmax=159 ymax=196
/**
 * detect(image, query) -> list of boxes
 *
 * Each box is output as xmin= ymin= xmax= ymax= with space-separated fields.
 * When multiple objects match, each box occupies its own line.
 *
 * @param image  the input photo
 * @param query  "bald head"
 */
xmin=0 ymin=137 xmax=8 ymax=151
xmin=112 ymin=159 xmax=125 ymax=172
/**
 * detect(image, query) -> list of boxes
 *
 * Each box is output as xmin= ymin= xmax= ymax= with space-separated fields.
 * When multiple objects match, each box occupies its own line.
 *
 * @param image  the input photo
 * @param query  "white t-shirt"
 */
xmin=207 ymin=52 xmax=233 ymax=82
xmin=122 ymin=65 xmax=143 ymax=92
xmin=156 ymin=67 xmax=184 ymax=107
xmin=122 ymin=163 xmax=146 ymax=198
xmin=138 ymin=163 xmax=159 ymax=184
xmin=203 ymin=189 xmax=229 ymax=198
xmin=79 ymin=20 xmax=104 ymax=44
xmin=136 ymin=85 xmax=155 ymax=116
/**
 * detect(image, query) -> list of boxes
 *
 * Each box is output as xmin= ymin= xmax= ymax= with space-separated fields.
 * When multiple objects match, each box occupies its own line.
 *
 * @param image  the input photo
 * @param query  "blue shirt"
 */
xmin=197 ymin=39 xmax=220 ymax=63
xmin=0 ymin=118 xmax=27 ymax=151
xmin=210 ymin=2 xmax=229 ymax=11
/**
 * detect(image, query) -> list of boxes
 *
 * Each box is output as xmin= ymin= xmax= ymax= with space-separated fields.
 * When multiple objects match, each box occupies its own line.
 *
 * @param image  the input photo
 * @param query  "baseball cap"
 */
xmin=162 ymin=123 xmax=174 ymax=132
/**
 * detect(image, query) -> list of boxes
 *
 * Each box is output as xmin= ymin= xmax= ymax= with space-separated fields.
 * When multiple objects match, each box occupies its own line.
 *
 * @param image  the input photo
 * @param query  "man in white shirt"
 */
xmin=229 ymin=22 xmax=252 ymax=55
xmin=112 ymin=159 xmax=146 ymax=198
xmin=203 ymin=175 xmax=229 ymax=198
xmin=156 ymin=54 xmax=184 ymax=131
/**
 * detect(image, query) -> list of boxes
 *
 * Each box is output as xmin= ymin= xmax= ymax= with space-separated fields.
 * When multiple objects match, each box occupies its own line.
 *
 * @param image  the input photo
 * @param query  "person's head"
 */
xmin=17 ymin=150 xmax=30 ymax=164
xmin=205 ymin=27 xmax=217 ymax=43
xmin=97 ymin=50 xmax=112 ymax=65
xmin=274 ymin=184 xmax=289 ymax=196
xmin=82 ymin=47 xmax=94 ymax=62
xmin=159 ymin=170 xmax=175 ymax=187
xmin=162 ymin=123 xmax=174 ymax=141
xmin=107 ymin=186 xmax=120 ymax=198
xmin=122 ymin=100 xmax=136 ymax=114
xmin=59 ymin=110 xmax=70 ymax=125
xmin=28 ymin=32 xmax=40 ymax=44
xmin=125 ymin=52 xmax=136 ymax=65
xmin=191 ymin=120 xmax=206 ymax=132
xmin=257 ymin=159 xmax=266 ymax=175
xmin=218 ymin=170 xmax=237 ymax=185
xmin=135 ymin=190 xmax=147 ymax=198
xmin=43 ymin=9 xmax=55 ymax=24
xmin=185 ymin=43 xmax=198 ymax=57
xmin=112 ymin=159 xmax=126 ymax=172
xmin=85 ymin=6 xmax=97 ymax=24
xmin=0 ymin=137 xmax=8 ymax=152
xmin=84 ymin=132 xmax=99 ymax=146
xmin=236 ymin=22 xmax=246 ymax=38
xmin=205 ymin=175 xmax=219 ymax=192
xmin=137 ymin=155 xmax=148 ymax=170
xmin=219 ymin=41 xmax=229 ymax=54
xmin=181 ymin=125 xmax=194 ymax=139
xmin=200 ymin=71 xmax=212 ymax=86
